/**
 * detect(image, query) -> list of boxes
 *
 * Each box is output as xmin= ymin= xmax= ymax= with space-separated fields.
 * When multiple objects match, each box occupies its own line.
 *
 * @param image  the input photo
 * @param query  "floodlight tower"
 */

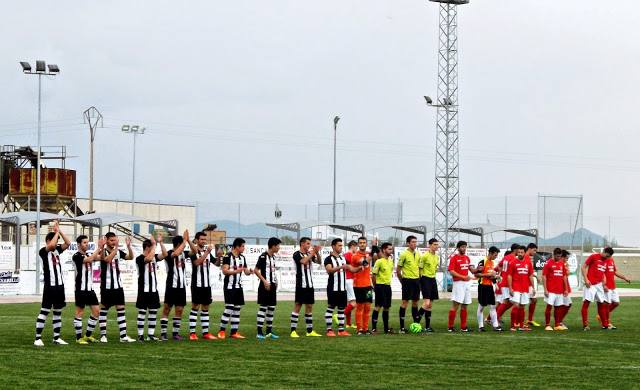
xmin=425 ymin=0 xmax=468 ymax=269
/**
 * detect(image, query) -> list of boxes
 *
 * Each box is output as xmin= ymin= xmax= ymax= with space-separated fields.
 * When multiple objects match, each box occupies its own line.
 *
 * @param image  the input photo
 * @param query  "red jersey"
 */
xmin=542 ymin=259 xmax=566 ymax=294
xmin=584 ymin=253 xmax=607 ymax=285
xmin=604 ymin=257 xmax=617 ymax=289
xmin=344 ymin=252 xmax=355 ymax=280
xmin=448 ymin=254 xmax=471 ymax=282
xmin=497 ymin=254 xmax=515 ymax=288
xmin=563 ymin=262 xmax=572 ymax=293
xmin=508 ymin=257 xmax=533 ymax=293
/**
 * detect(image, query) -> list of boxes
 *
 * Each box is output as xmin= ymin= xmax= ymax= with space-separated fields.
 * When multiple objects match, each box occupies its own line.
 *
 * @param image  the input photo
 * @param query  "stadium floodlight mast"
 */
xmin=19 ymin=60 xmax=60 ymax=295
xmin=427 ymin=0 xmax=468 ymax=278
xmin=121 ymin=125 xmax=146 ymax=216
xmin=332 ymin=115 xmax=340 ymax=224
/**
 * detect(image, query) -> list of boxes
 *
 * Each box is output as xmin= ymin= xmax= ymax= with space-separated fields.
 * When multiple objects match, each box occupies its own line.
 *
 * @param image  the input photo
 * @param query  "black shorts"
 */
xmin=136 ymin=291 xmax=161 ymax=309
xmin=401 ymin=278 xmax=420 ymax=301
xmin=478 ymin=284 xmax=496 ymax=306
xmin=374 ymin=284 xmax=392 ymax=308
xmin=224 ymin=288 xmax=245 ymax=306
xmin=42 ymin=285 xmax=66 ymax=309
xmin=295 ymin=287 xmax=315 ymax=305
xmin=75 ymin=290 xmax=99 ymax=308
xmin=257 ymin=283 xmax=277 ymax=306
xmin=191 ymin=287 xmax=212 ymax=305
xmin=164 ymin=287 xmax=187 ymax=307
xmin=100 ymin=288 xmax=125 ymax=308
xmin=354 ymin=286 xmax=373 ymax=303
xmin=420 ymin=276 xmax=439 ymax=300
xmin=327 ymin=290 xmax=347 ymax=308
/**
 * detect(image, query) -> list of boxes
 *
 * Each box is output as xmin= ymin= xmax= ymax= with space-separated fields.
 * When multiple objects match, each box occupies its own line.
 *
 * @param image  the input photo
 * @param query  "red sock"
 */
xmin=345 ymin=303 xmax=353 ymax=326
xmin=510 ymin=306 xmax=518 ymax=328
xmin=519 ymin=307 xmax=526 ymax=327
xmin=561 ymin=305 xmax=571 ymax=323
xmin=496 ymin=301 xmax=512 ymax=320
xmin=448 ymin=308 xmax=456 ymax=328
xmin=581 ymin=301 xmax=590 ymax=326
xmin=460 ymin=308 xmax=468 ymax=329
xmin=544 ymin=305 xmax=552 ymax=326
xmin=553 ymin=306 xmax=561 ymax=327
xmin=609 ymin=302 xmax=619 ymax=313
xmin=528 ymin=300 xmax=537 ymax=322
xmin=597 ymin=303 xmax=609 ymax=327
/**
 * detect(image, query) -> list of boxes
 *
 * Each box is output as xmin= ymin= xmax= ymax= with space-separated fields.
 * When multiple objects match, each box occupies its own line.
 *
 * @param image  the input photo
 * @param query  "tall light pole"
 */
xmin=426 ymin=0 xmax=468 ymax=282
xmin=20 ymin=60 xmax=60 ymax=295
xmin=332 ymin=116 xmax=340 ymax=223
xmin=121 ymin=125 xmax=145 ymax=216
xmin=83 ymin=107 xmax=103 ymax=240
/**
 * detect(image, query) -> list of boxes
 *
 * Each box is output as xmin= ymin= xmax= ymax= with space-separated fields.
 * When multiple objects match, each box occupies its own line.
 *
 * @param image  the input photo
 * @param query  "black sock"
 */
xmin=382 ymin=310 xmax=390 ymax=332
xmin=425 ymin=310 xmax=432 ymax=328
xmin=417 ymin=307 xmax=425 ymax=320
xmin=411 ymin=306 xmax=419 ymax=322
xmin=399 ymin=307 xmax=406 ymax=329
xmin=371 ymin=309 xmax=379 ymax=330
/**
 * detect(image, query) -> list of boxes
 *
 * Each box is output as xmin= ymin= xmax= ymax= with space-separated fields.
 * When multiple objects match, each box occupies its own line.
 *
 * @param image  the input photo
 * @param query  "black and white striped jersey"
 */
xmin=256 ymin=252 xmax=277 ymax=284
xmin=191 ymin=248 xmax=215 ymax=288
xmin=324 ymin=254 xmax=347 ymax=292
xmin=39 ymin=245 xmax=65 ymax=288
xmin=293 ymin=250 xmax=317 ymax=289
xmin=223 ymin=252 xmax=247 ymax=290
xmin=136 ymin=254 xmax=162 ymax=293
xmin=166 ymin=249 xmax=192 ymax=289
xmin=72 ymin=251 xmax=94 ymax=291
xmin=100 ymin=248 xmax=127 ymax=290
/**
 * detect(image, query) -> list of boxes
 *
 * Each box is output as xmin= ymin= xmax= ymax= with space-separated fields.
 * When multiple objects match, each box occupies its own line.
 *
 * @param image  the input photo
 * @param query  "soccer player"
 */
xmin=495 ymin=243 xmax=519 ymax=323
xmin=602 ymin=249 xmax=631 ymax=329
xmin=581 ymin=248 xmax=612 ymax=330
xmin=542 ymin=248 xmax=568 ymax=331
xmin=558 ymin=250 xmax=572 ymax=328
xmin=324 ymin=238 xmax=361 ymax=336
xmin=72 ymin=235 xmax=106 ymax=344
xmin=98 ymin=232 xmax=136 ymax=343
xmin=160 ymin=230 xmax=192 ymax=341
xmin=448 ymin=241 xmax=477 ymax=332
xmin=218 ymin=237 xmax=252 ymax=339
xmin=135 ymin=236 xmax=167 ymax=341
xmin=507 ymin=245 xmax=534 ymax=331
xmin=290 ymin=237 xmax=323 ymax=337
xmin=33 ymin=221 xmax=71 ymax=347
xmin=255 ymin=237 xmax=281 ymax=340
xmin=418 ymin=238 xmax=439 ymax=332
xmin=475 ymin=246 xmax=502 ymax=332
xmin=352 ymin=236 xmax=373 ymax=335
xmin=524 ymin=243 xmax=541 ymax=327
xmin=343 ymin=240 xmax=358 ymax=329
xmin=186 ymin=232 xmax=219 ymax=341
xmin=371 ymin=242 xmax=394 ymax=334
xmin=396 ymin=235 xmax=421 ymax=333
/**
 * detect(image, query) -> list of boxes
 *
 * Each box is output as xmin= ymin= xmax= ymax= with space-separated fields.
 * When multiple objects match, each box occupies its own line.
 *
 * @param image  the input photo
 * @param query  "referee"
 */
xmin=396 ymin=235 xmax=421 ymax=334
xmin=417 ymin=238 xmax=439 ymax=332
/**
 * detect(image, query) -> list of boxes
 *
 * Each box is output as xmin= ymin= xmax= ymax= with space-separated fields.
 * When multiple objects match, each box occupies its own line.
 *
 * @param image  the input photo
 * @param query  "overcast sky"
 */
xmin=1 ymin=1 xmax=639 ymax=242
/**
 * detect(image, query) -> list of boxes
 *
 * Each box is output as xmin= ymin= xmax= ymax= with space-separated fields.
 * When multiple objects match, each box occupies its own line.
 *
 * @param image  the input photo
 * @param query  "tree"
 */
xmin=280 ymin=235 xmax=297 ymax=245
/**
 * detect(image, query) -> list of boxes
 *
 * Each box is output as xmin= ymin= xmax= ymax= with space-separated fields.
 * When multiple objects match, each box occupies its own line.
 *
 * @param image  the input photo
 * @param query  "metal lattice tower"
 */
xmin=430 ymin=0 xmax=468 ymax=264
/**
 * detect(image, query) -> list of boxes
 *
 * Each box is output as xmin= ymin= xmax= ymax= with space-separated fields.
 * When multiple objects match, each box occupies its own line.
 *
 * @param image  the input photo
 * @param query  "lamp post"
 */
xmin=332 ymin=116 xmax=340 ymax=223
xmin=121 ymin=125 xmax=145 ymax=216
xmin=20 ymin=60 xmax=60 ymax=295
xmin=83 ymin=107 xmax=103 ymax=241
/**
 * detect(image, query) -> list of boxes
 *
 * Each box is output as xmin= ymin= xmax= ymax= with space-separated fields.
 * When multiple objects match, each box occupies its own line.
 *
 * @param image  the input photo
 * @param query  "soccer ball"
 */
xmin=409 ymin=323 xmax=422 ymax=334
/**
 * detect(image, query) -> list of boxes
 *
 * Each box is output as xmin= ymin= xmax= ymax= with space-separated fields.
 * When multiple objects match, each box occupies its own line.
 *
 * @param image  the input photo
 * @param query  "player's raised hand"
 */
xmin=125 ymin=236 xmax=132 ymax=246
xmin=183 ymin=229 xmax=190 ymax=241
xmin=53 ymin=220 xmax=60 ymax=233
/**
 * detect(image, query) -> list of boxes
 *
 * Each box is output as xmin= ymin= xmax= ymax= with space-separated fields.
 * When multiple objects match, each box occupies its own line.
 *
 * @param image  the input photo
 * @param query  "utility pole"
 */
xmin=332 ymin=116 xmax=340 ymax=223
xmin=83 ymin=107 xmax=103 ymax=240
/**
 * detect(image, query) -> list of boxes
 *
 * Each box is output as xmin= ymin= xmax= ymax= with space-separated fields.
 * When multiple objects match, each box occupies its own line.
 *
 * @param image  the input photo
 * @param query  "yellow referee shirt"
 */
xmin=397 ymin=249 xmax=420 ymax=279
xmin=420 ymin=251 xmax=439 ymax=278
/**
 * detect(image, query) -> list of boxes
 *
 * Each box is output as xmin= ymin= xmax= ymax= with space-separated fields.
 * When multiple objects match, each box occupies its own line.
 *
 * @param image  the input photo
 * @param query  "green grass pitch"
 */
xmin=1 ymin=299 xmax=639 ymax=389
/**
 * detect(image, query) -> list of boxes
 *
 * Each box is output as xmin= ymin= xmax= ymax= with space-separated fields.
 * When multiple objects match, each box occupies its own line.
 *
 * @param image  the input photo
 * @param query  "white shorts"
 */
xmin=510 ymin=291 xmax=530 ymax=305
xmin=346 ymin=279 xmax=356 ymax=302
xmin=496 ymin=287 xmax=510 ymax=303
xmin=562 ymin=295 xmax=572 ymax=306
xmin=451 ymin=281 xmax=472 ymax=305
xmin=583 ymin=283 xmax=608 ymax=303
xmin=545 ymin=292 xmax=565 ymax=307
xmin=607 ymin=289 xmax=620 ymax=303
